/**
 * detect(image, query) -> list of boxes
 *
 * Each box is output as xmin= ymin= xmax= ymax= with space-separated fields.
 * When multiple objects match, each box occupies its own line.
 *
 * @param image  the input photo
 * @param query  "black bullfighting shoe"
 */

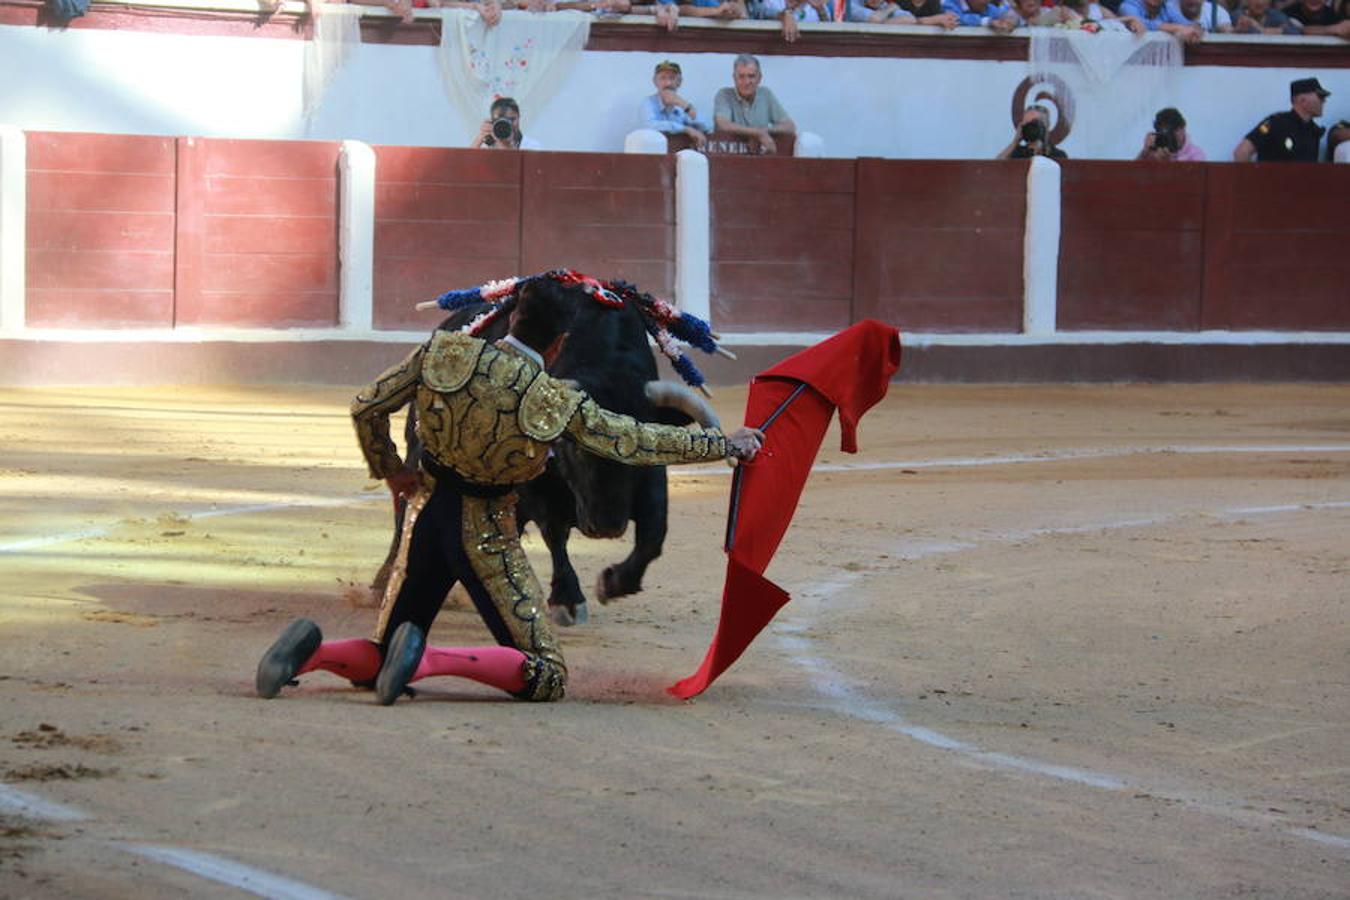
xmin=255 ymin=618 xmax=323 ymax=699
xmin=375 ymin=621 xmax=426 ymax=706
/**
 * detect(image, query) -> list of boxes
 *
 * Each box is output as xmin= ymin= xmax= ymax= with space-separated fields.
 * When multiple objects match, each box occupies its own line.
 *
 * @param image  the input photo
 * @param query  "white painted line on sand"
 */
xmin=0 ymin=783 xmax=91 ymax=822
xmin=776 ymin=501 xmax=1350 ymax=852
xmin=119 ymin=844 xmax=353 ymax=900
xmin=1 ymin=783 xmax=350 ymax=899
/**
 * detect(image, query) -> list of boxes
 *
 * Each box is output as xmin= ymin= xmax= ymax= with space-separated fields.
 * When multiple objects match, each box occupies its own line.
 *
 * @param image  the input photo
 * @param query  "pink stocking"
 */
xmin=297 ymin=639 xmax=382 ymax=683
xmin=411 ymin=645 xmax=528 ymax=695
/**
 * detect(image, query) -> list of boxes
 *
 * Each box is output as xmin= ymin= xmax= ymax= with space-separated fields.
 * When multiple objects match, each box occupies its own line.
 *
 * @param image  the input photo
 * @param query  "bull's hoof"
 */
xmin=596 ymin=566 xmax=640 ymax=606
xmin=548 ymin=601 xmax=588 ymax=627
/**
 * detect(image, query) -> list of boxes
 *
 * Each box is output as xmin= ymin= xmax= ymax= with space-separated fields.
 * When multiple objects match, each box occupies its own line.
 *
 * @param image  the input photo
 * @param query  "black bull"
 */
xmin=370 ymin=299 xmax=721 ymax=625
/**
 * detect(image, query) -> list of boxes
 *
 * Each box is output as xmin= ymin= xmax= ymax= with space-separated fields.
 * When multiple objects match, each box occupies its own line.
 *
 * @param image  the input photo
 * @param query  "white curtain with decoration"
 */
xmin=437 ymin=9 xmax=591 ymax=143
xmin=1029 ymin=28 xmax=1184 ymax=159
xmin=303 ymin=3 xmax=364 ymax=124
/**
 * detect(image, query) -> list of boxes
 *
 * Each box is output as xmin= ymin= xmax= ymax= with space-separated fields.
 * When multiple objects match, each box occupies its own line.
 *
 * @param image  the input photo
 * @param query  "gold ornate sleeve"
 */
xmin=350 ymin=343 xmax=425 ymax=479
xmin=565 ymin=397 xmax=727 ymax=465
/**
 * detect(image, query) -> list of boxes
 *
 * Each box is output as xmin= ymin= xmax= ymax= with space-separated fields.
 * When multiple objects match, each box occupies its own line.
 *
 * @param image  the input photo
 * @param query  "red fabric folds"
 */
xmin=668 ymin=320 xmax=902 ymax=699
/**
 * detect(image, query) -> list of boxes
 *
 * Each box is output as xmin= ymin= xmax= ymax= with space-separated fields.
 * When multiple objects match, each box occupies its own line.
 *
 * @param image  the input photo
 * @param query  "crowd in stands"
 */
xmin=319 ymin=0 xmax=1349 ymax=40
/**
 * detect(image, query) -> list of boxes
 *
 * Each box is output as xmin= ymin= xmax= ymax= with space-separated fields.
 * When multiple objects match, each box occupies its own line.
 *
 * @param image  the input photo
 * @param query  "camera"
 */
xmin=1021 ymin=120 xmax=1045 ymax=144
xmin=485 ymin=117 xmax=516 ymax=146
xmin=1152 ymin=126 xmax=1179 ymax=154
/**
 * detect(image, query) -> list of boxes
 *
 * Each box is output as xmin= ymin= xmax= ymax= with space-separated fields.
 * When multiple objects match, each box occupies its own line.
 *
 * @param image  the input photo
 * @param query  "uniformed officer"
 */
xmin=1233 ymin=77 xmax=1330 ymax=162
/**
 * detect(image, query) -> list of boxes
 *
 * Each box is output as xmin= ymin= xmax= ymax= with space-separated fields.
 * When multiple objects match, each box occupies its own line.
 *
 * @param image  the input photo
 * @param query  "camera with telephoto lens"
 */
xmin=1152 ymin=126 xmax=1179 ymax=154
xmin=1021 ymin=120 xmax=1046 ymax=144
xmin=485 ymin=117 xmax=516 ymax=146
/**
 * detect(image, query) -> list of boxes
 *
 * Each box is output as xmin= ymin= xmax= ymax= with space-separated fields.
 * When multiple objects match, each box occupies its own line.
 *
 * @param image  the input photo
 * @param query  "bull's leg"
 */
xmin=539 ymin=516 xmax=588 ymax=626
xmin=597 ymin=469 xmax=667 ymax=604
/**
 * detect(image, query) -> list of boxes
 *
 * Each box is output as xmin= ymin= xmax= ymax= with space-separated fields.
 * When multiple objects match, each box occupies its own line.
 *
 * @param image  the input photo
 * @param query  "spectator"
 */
xmin=641 ymin=60 xmax=713 ymax=150
xmin=1328 ymin=119 xmax=1350 ymax=161
xmin=472 ymin=97 xmax=542 ymax=151
xmin=1058 ymin=0 xmax=1146 ymax=30
xmin=851 ymin=0 xmax=926 ymax=22
xmin=991 ymin=0 xmax=1060 ymax=30
xmin=895 ymin=0 xmax=960 ymax=26
xmin=997 ymin=106 xmax=1068 ymax=159
xmin=1233 ymin=77 xmax=1329 ymax=162
xmin=553 ymin=0 xmax=633 ymax=11
xmin=1282 ymin=0 xmax=1346 ymax=34
xmin=1177 ymin=0 xmax=1233 ymax=30
xmin=941 ymin=0 xmax=1009 ymax=26
xmin=653 ymin=0 xmax=748 ymax=24
xmin=1137 ymin=107 xmax=1207 ymax=161
xmin=713 ymin=54 xmax=797 ymax=155
xmin=1232 ymin=0 xmax=1304 ymax=33
xmin=348 ymin=0 xmax=503 ymax=25
xmin=1116 ymin=0 xmax=1203 ymax=40
xmin=755 ymin=0 xmax=834 ymax=42
xmin=629 ymin=1 xmax=682 ymax=27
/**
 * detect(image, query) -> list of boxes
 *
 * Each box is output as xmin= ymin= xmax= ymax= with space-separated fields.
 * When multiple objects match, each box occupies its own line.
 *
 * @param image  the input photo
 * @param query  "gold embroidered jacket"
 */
xmin=351 ymin=330 xmax=727 ymax=484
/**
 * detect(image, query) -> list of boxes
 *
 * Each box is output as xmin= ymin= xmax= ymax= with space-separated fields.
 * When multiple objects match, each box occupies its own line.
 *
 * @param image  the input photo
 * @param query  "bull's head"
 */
xmin=559 ymin=381 xmax=720 ymax=540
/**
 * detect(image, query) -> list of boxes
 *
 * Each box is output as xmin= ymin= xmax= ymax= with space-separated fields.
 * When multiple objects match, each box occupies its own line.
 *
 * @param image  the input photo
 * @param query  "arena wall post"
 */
xmin=674 ymin=148 xmax=711 ymax=326
xmin=1023 ymin=155 xmax=1060 ymax=336
xmin=338 ymin=139 xmax=376 ymax=334
xmin=0 ymin=125 xmax=25 ymax=334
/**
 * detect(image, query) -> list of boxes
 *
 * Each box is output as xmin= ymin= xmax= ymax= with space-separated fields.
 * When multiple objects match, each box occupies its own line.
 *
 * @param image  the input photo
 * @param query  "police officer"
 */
xmin=1233 ymin=77 xmax=1330 ymax=162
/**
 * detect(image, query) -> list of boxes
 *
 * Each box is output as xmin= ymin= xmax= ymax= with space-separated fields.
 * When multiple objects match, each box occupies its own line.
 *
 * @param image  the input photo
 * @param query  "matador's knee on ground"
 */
xmin=514 ymin=655 xmax=567 ymax=702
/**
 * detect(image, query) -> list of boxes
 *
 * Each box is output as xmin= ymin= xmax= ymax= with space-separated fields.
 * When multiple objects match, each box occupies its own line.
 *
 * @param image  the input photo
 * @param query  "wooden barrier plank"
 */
xmin=1202 ymin=164 xmax=1350 ymax=330
xmin=25 ymin=132 xmax=175 ymax=175
xmin=376 ymin=182 xmax=521 ymax=222
xmin=373 ymin=146 xmax=525 ymax=329
xmin=710 ymin=156 xmax=854 ymax=332
xmin=25 ymin=289 xmax=174 ymax=327
xmin=28 ymin=171 xmax=176 ymax=213
xmin=176 ymin=137 xmax=341 ymax=327
xmin=27 ymin=210 xmax=175 ymax=253
xmin=853 ymin=159 xmax=1023 ymax=331
xmin=520 ymin=152 xmax=674 ymax=296
xmin=1058 ymin=160 xmax=1205 ymax=331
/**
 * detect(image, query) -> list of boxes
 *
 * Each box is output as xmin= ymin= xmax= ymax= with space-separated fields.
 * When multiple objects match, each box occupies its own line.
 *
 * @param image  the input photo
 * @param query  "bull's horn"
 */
xmin=645 ymin=381 xmax=720 ymax=429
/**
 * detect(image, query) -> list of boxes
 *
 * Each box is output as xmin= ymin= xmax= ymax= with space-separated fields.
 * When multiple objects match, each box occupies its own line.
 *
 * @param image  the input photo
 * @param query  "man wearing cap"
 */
xmin=642 ymin=60 xmax=713 ymax=150
xmin=1234 ymin=78 xmax=1331 ymax=163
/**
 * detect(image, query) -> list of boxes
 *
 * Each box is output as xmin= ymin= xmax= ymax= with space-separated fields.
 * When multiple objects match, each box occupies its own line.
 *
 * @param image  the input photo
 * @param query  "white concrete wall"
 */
xmin=2 ymin=21 xmax=1347 ymax=161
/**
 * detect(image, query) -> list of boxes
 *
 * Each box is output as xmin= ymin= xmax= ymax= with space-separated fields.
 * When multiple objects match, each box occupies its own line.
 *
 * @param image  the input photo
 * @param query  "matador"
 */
xmin=255 ymin=275 xmax=763 ymax=705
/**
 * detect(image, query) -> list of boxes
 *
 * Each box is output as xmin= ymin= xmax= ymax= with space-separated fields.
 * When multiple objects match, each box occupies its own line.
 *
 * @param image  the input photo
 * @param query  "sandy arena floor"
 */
xmin=1 ymin=382 xmax=1348 ymax=899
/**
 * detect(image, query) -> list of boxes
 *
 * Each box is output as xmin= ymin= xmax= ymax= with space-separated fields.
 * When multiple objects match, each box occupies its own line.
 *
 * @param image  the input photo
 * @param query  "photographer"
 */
xmin=1137 ymin=107 xmax=1207 ymax=161
xmin=472 ymin=97 xmax=542 ymax=151
xmin=997 ymin=106 xmax=1068 ymax=160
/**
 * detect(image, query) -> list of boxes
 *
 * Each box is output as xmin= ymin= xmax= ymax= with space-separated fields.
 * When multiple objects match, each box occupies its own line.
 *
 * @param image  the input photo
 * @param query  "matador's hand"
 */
xmin=726 ymin=427 xmax=765 ymax=462
xmin=386 ymin=468 xmax=421 ymax=500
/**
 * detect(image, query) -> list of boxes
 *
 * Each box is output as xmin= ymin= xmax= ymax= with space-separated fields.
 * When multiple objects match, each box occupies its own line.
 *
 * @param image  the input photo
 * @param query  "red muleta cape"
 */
xmin=668 ymin=320 xmax=902 ymax=699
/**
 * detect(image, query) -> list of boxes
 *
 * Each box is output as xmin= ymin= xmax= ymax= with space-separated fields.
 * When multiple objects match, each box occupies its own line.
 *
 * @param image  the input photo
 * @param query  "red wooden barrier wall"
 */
xmin=1057 ymin=161 xmax=1207 ymax=331
xmin=853 ymin=159 xmax=1026 ymax=333
xmin=709 ymin=157 xmax=855 ymax=331
xmin=1201 ymin=164 xmax=1350 ymax=331
xmin=372 ymin=148 xmax=522 ymax=331
xmin=175 ymin=137 xmax=340 ymax=327
xmin=521 ymin=152 xmax=675 ymax=299
xmin=26 ymin=132 xmax=177 ymax=328
xmin=20 ymin=132 xmax=1350 ymax=336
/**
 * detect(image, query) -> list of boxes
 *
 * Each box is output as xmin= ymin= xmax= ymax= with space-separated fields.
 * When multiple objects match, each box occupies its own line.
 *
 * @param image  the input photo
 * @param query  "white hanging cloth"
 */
xmin=303 ymin=3 xmax=364 ymax=125
xmin=1028 ymin=28 xmax=1184 ymax=159
xmin=437 ymin=9 xmax=591 ymax=142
